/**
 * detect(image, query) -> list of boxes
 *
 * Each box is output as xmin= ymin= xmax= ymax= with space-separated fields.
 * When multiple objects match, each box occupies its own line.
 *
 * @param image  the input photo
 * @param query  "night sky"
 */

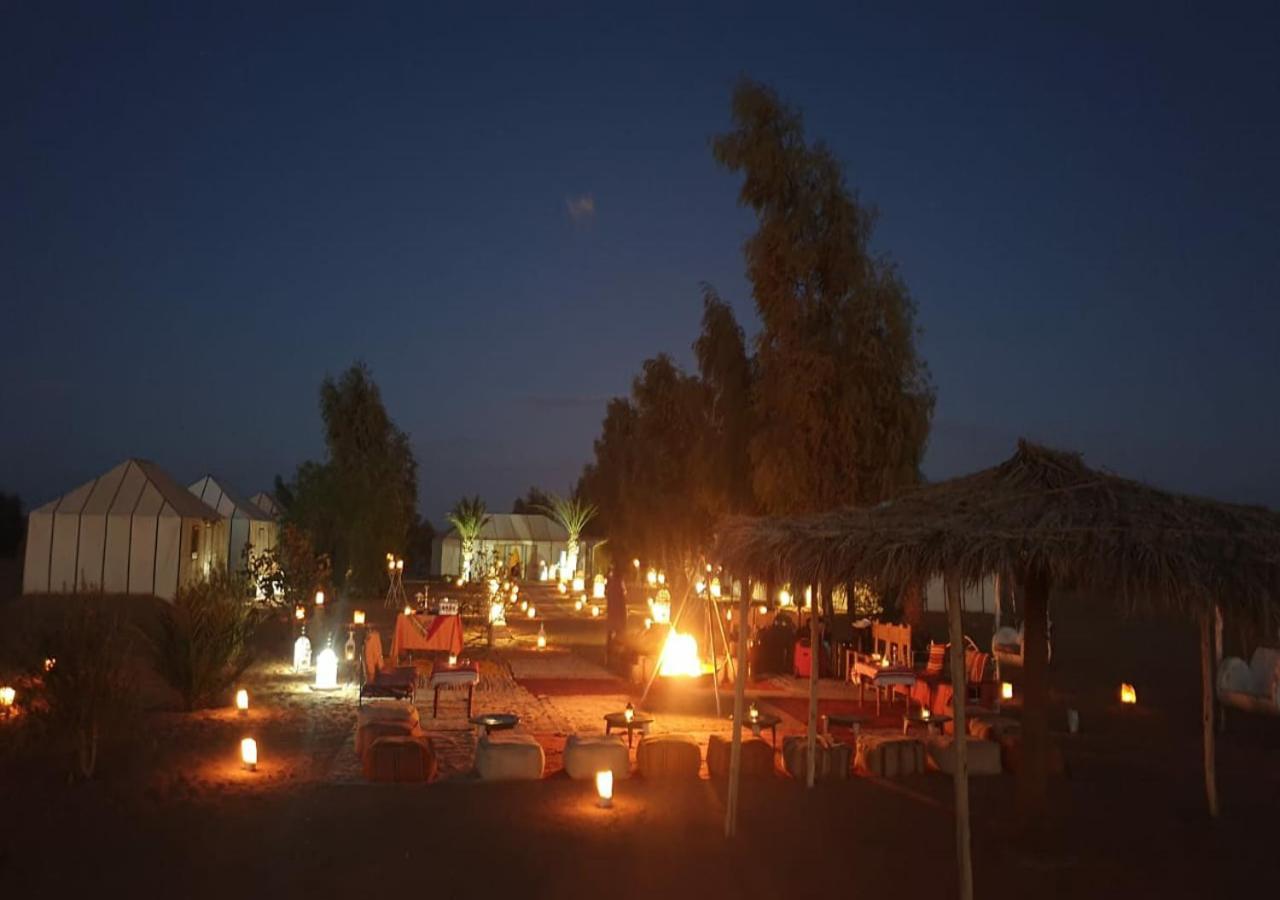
xmin=3 ymin=3 xmax=1278 ymax=525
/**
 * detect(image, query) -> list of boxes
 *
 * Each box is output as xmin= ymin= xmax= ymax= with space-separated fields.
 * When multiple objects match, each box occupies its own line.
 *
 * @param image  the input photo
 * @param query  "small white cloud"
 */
xmin=565 ymin=193 xmax=595 ymax=223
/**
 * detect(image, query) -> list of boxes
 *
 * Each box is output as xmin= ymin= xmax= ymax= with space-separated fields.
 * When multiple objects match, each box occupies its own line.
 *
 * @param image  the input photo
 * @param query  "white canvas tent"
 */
xmin=432 ymin=513 xmax=602 ymax=578
xmin=189 ymin=475 xmax=279 ymax=572
xmin=23 ymin=459 xmax=225 ymax=600
xmin=250 ymin=491 xmax=282 ymax=519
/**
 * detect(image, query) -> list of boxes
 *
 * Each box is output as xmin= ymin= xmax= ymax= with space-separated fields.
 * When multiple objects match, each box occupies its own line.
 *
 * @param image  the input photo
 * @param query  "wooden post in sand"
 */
xmin=945 ymin=579 xmax=974 ymax=900
xmin=805 ymin=583 xmax=820 ymax=788
xmin=1200 ymin=608 xmax=1219 ymax=818
xmin=725 ymin=577 xmax=751 ymax=838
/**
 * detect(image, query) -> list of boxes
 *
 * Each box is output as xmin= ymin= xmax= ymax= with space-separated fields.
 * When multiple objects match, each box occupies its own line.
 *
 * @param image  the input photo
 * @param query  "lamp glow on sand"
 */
xmin=595 ymin=770 xmax=613 ymax=807
xmin=240 ymin=737 xmax=258 ymax=771
xmin=312 ymin=648 xmax=339 ymax=691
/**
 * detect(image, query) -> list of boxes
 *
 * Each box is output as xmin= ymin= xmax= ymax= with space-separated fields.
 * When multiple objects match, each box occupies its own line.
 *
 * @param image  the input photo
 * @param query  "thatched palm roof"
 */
xmin=717 ymin=440 xmax=1280 ymax=624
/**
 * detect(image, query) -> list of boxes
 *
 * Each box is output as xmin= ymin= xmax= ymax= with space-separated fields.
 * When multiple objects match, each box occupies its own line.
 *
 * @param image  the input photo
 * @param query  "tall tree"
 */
xmin=512 ymin=487 xmax=554 ymax=515
xmin=284 ymin=363 xmax=418 ymax=598
xmin=692 ymin=287 xmax=756 ymax=520
xmin=0 ymin=491 xmax=23 ymax=558
xmin=713 ymin=80 xmax=934 ymax=513
xmin=540 ymin=493 xmax=597 ymax=578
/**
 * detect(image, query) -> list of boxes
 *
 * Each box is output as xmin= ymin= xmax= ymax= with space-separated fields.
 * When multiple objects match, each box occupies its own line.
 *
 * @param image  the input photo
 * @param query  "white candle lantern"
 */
xmin=314 ymin=648 xmax=338 ymax=690
xmin=235 ymin=689 xmax=249 ymax=712
xmin=240 ymin=737 xmax=258 ymax=770
xmin=595 ymin=770 xmax=613 ymax=807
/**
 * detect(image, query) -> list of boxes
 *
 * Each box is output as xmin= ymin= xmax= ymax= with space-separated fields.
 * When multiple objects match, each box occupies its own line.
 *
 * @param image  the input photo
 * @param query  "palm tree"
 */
xmin=447 ymin=496 xmax=489 ymax=582
xmin=541 ymin=493 xmax=597 ymax=579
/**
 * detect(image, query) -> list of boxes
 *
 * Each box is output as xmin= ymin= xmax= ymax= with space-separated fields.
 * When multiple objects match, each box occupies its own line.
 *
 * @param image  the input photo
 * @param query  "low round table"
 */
xmin=729 ymin=711 xmax=781 ymax=748
xmin=902 ymin=710 xmax=951 ymax=737
xmin=470 ymin=713 xmax=520 ymax=736
xmin=604 ymin=711 xmax=654 ymax=747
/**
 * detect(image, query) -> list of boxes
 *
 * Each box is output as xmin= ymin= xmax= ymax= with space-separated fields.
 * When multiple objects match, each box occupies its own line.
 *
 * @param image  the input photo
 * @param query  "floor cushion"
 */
xmin=475 ymin=732 xmax=545 ymax=781
xmin=706 ymin=733 xmax=775 ymax=778
xmin=357 ymin=719 xmax=420 ymax=757
xmin=563 ymin=733 xmax=631 ymax=780
xmin=925 ymin=736 xmax=1003 ymax=776
xmin=363 ymin=735 xmax=437 ymax=783
xmin=783 ymin=735 xmax=852 ymax=781
xmin=358 ymin=700 xmax=420 ymax=729
xmin=855 ymin=733 xmax=925 ymax=777
xmin=636 ymin=733 xmax=701 ymax=778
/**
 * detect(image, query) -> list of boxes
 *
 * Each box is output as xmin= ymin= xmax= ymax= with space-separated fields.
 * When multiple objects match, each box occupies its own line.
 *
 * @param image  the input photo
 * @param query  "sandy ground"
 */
xmin=3 ymin=587 xmax=1280 ymax=897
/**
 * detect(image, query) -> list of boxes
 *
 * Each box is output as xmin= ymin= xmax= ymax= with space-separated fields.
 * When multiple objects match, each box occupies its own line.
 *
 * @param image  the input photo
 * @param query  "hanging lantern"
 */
xmin=344 ymin=631 xmax=357 ymax=662
xmin=595 ymin=769 xmax=613 ymax=807
xmin=314 ymin=590 xmax=325 ymax=607
xmin=293 ymin=633 xmax=312 ymax=672
xmin=353 ymin=609 xmax=365 ymax=626
xmin=536 ymin=624 xmax=547 ymax=649
xmin=1001 ymin=682 xmax=1014 ymax=701
xmin=314 ymin=648 xmax=338 ymax=690
xmin=240 ymin=737 xmax=258 ymax=771
xmin=235 ymin=689 xmax=249 ymax=712
xmin=1120 ymin=683 xmax=1137 ymax=705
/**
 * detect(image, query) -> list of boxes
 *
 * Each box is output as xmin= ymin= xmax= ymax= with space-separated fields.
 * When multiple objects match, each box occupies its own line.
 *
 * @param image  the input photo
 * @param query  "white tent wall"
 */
xmin=923 ymin=574 xmax=996 ymax=614
xmin=189 ymin=476 xmax=278 ymax=573
xmin=21 ymin=510 xmax=53 ymax=593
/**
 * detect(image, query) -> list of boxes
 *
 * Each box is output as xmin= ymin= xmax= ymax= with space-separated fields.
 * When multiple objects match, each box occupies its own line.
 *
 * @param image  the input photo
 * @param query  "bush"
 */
xmin=151 ymin=571 xmax=263 ymax=711
xmin=38 ymin=603 xmax=141 ymax=780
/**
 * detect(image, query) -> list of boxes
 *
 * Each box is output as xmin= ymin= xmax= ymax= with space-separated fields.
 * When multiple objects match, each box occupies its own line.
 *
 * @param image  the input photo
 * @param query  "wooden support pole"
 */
xmin=1200 ymin=608 xmax=1220 ymax=818
xmin=1018 ymin=567 xmax=1051 ymax=820
xmin=806 ymin=582 xmax=821 ymax=788
xmin=946 ymin=579 xmax=974 ymax=900
xmin=725 ymin=577 xmax=751 ymax=838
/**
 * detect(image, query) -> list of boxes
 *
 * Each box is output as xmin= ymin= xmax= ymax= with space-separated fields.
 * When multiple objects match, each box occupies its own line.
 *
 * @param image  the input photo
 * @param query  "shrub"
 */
xmin=151 ymin=571 xmax=263 ymax=711
xmin=38 ymin=603 xmax=140 ymax=780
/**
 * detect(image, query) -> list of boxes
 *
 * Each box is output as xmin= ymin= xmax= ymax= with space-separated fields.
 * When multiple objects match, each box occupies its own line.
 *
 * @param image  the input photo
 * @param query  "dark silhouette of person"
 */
xmin=604 ymin=565 xmax=628 ymax=661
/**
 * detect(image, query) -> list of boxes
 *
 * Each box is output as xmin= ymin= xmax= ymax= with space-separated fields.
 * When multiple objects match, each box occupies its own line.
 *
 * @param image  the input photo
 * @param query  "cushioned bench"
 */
xmin=563 ymin=733 xmax=631 ymax=781
xmin=707 ymin=733 xmax=775 ymax=778
xmin=636 ymin=733 xmax=701 ymax=778
xmin=475 ymin=733 xmax=545 ymax=781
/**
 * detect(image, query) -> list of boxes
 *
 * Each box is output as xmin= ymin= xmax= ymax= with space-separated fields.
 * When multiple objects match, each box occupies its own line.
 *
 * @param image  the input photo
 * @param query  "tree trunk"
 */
xmin=1017 ymin=567 xmax=1051 ymax=820
xmin=1201 ymin=609 xmax=1220 ymax=817
xmin=946 ymin=579 xmax=974 ymax=900
xmin=725 ymin=577 xmax=751 ymax=838
xmin=805 ymin=583 xmax=821 ymax=788
xmin=902 ymin=580 xmax=924 ymax=630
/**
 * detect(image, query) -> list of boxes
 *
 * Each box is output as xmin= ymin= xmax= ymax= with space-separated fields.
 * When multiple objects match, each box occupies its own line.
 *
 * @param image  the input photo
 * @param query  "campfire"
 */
xmin=658 ymin=629 xmax=703 ymax=678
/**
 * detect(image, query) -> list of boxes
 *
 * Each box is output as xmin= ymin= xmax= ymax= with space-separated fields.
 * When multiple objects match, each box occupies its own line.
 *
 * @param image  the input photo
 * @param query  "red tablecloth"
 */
xmin=390 ymin=613 xmax=464 ymax=660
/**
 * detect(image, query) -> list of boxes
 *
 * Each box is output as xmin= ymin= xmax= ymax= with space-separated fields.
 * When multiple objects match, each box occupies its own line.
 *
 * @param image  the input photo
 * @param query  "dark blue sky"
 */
xmin=3 ymin=3 xmax=1278 ymax=524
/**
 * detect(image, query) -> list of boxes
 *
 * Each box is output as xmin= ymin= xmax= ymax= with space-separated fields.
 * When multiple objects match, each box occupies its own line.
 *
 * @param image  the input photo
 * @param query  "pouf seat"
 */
xmin=707 ymin=733 xmax=774 ymax=778
xmin=925 ymin=736 xmax=1003 ymax=776
xmin=357 ymin=719 xmax=420 ymax=757
xmin=358 ymin=700 xmax=420 ymax=728
xmin=564 ymin=733 xmax=631 ymax=780
xmin=636 ymin=733 xmax=701 ymax=778
xmin=363 ymin=735 xmax=437 ymax=783
xmin=855 ymin=733 xmax=925 ymax=777
xmin=475 ymin=733 xmax=545 ymax=781
xmin=782 ymin=735 xmax=851 ymax=781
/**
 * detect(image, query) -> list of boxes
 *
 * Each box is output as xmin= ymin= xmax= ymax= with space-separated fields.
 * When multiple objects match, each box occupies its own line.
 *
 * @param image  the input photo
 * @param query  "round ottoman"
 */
xmin=636 ymin=733 xmax=701 ymax=779
xmin=564 ymin=733 xmax=631 ymax=780
xmin=475 ymin=733 xmax=545 ymax=781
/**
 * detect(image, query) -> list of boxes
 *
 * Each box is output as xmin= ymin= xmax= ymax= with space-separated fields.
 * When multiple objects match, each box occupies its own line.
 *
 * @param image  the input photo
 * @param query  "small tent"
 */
xmin=23 ymin=459 xmax=225 ymax=600
xmin=432 ymin=513 xmax=602 ymax=578
xmin=189 ymin=475 xmax=279 ymax=571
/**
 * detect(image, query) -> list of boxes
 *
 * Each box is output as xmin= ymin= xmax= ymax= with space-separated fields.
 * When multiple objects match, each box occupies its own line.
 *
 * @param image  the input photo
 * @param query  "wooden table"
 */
xmin=729 ymin=710 xmax=781 ymax=749
xmin=604 ymin=711 xmax=653 ymax=747
xmin=429 ymin=663 xmax=479 ymax=718
xmin=850 ymin=657 xmax=915 ymax=716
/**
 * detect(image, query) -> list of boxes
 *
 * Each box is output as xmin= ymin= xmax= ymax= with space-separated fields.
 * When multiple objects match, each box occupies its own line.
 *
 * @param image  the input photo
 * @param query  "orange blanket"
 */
xmin=390 ymin=613 xmax=464 ymax=660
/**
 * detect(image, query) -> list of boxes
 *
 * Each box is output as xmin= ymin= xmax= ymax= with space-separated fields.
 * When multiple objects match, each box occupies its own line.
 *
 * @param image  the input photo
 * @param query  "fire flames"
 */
xmin=659 ymin=630 xmax=702 ymax=678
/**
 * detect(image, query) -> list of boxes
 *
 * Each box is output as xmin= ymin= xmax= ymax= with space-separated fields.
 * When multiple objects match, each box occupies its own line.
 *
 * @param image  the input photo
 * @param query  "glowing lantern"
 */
xmin=489 ymin=603 xmax=506 ymax=626
xmin=314 ymin=590 xmax=325 ymax=607
xmin=293 ymin=634 xmax=312 ymax=672
xmin=879 ymin=656 xmax=890 ymax=669
xmin=706 ymin=563 xmax=713 ymax=573
xmin=314 ymin=648 xmax=338 ymax=690
xmin=804 ymin=586 xmax=813 ymax=608
xmin=294 ymin=605 xmax=305 ymax=621
xmin=488 ymin=578 xmax=500 ymax=595
xmin=44 ymin=657 xmax=56 ymax=672
xmin=558 ymin=582 xmax=567 ymax=595
xmin=344 ymin=631 xmax=356 ymax=662
xmin=695 ymin=578 xmax=706 ymax=595
xmin=354 ymin=609 xmax=366 ymax=626
xmin=1120 ymin=683 xmax=1137 ymax=705
xmin=240 ymin=737 xmax=258 ymax=771
xmin=643 ymin=617 xmax=652 ymax=630
xmin=456 ymin=577 xmax=465 ymax=587
xmin=595 ymin=769 xmax=613 ymax=807
xmin=591 ymin=605 xmax=600 ymax=618
xmin=778 ymin=588 xmax=792 ymax=607
xmin=659 ymin=630 xmax=701 ymax=678
xmin=646 ymin=568 xmax=658 ymax=588
xmin=0 ymin=686 xmax=15 ymax=709
xmin=572 ymin=575 xmax=585 ymax=593
xmin=758 ymin=604 xmax=768 ymax=616
xmin=537 ymin=624 xmax=547 ymax=649
xmin=527 ymin=605 xmax=536 ymax=619
xmin=404 ymin=604 xmax=413 ymax=616
xmin=710 ymin=578 xmax=722 ymax=599
xmin=1001 ymin=682 xmax=1014 ymax=701
xmin=235 ymin=689 xmax=249 ymax=712
xmin=921 ymin=707 xmax=932 ymax=721
xmin=511 ymin=584 xmax=519 ymax=597
xmin=725 ymin=608 xmax=732 ymax=622
xmin=388 ymin=557 xmax=395 ymax=571
xmin=593 ymin=575 xmax=606 ymax=599
xmin=748 ymin=701 xmax=759 ymax=723
xmin=657 ymin=572 xmax=666 ymax=585
xmin=448 ymin=653 xmax=458 ymax=667
xmin=539 ymin=561 xmax=549 ymax=581
xmin=652 ymin=589 xmax=672 ymax=625
xmin=396 ymin=559 xmax=404 ymax=571
xmin=574 ymin=598 xmax=584 ymax=612
xmin=633 ymin=559 xmax=640 ymax=569
xmin=624 ymin=701 xmax=634 ymax=723
xmin=520 ymin=599 xmax=528 ymax=611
